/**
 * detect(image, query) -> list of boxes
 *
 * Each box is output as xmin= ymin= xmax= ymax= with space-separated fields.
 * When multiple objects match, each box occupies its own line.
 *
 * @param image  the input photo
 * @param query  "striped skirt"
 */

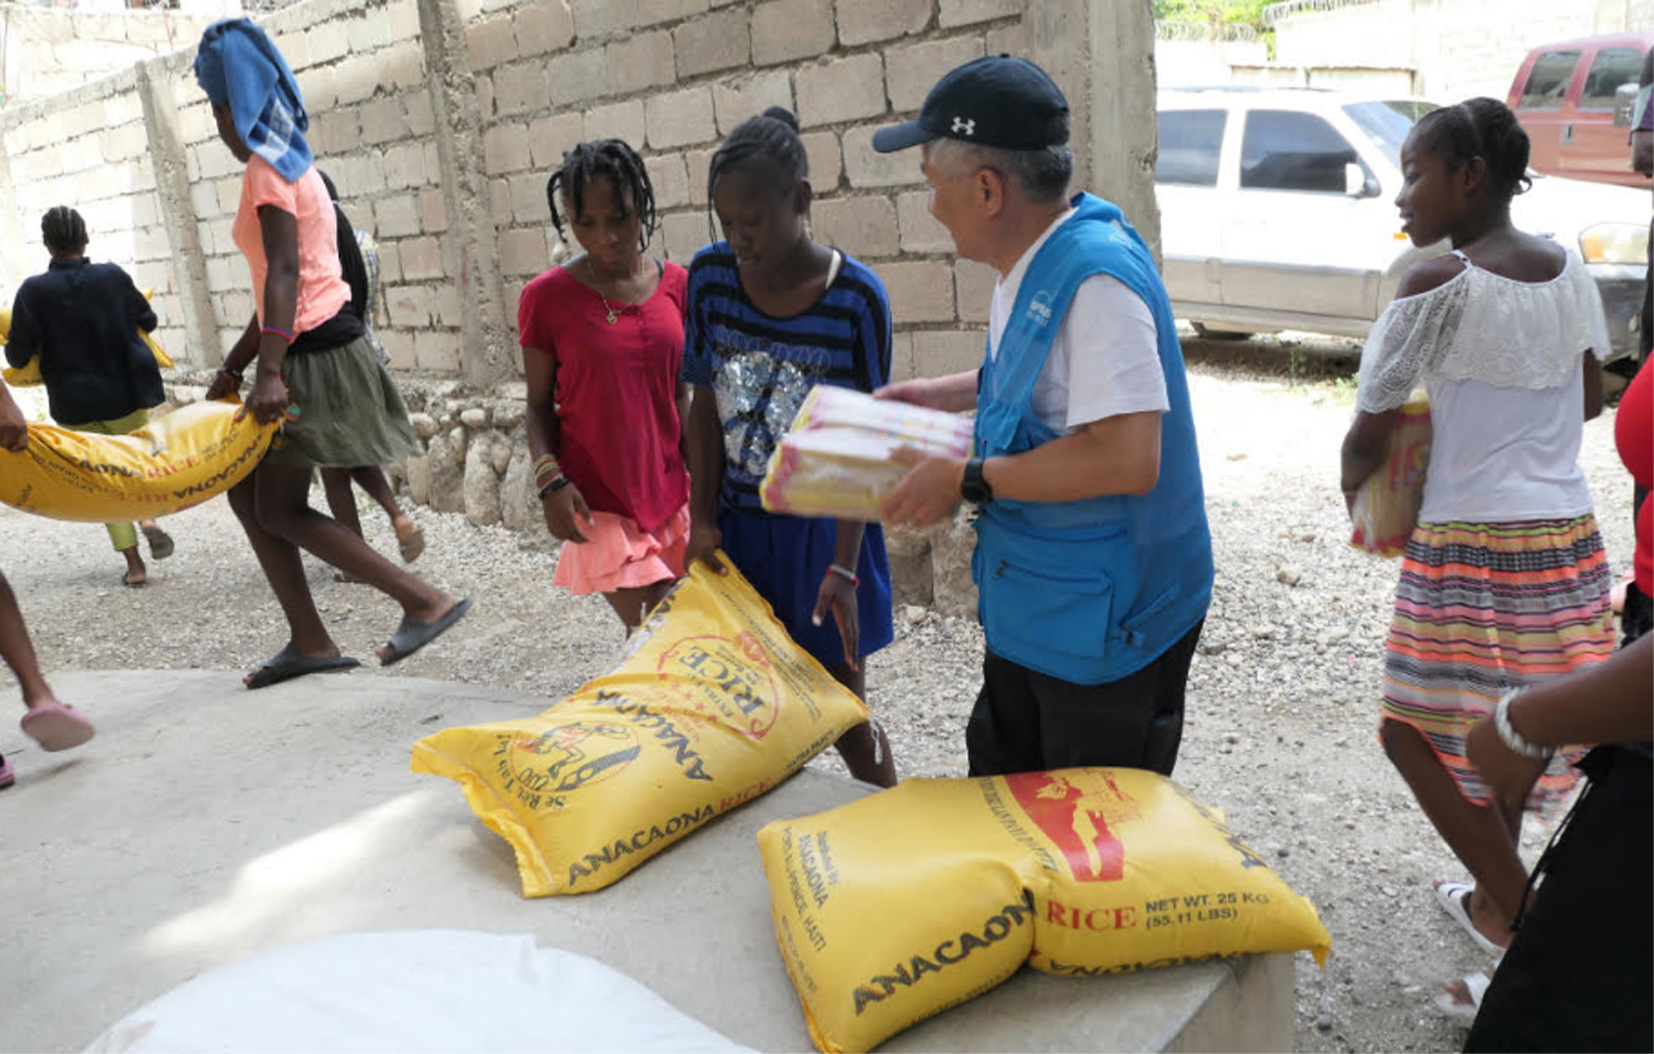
xmin=1381 ymin=516 xmax=1616 ymax=814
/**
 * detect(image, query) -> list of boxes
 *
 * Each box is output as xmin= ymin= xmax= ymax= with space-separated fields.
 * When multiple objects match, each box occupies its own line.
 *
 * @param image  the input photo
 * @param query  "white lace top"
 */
xmin=1355 ymin=249 xmax=1608 ymax=524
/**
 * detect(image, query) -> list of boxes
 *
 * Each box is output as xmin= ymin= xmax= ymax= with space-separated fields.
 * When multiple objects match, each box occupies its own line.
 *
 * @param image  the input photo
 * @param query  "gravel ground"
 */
xmin=0 ymin=333 xmax=1636 ymax=1052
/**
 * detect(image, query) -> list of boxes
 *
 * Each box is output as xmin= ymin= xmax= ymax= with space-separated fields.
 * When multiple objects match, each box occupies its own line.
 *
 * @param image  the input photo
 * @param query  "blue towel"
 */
xmin=194 ymin=19 xmax=312 ymax=184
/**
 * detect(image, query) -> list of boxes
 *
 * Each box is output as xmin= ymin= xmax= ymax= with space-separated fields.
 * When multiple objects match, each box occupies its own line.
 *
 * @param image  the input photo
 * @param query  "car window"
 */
xmin=1240 ymin=110 xmax=1358 ymax=194
xmin=1580 ymin=47 xmax=1643 ymax=110
xmin=1344 ymin=100 xmax=1437 ymax=169
xmin=1157 ymin=110 xmax=1227 ymax=187
xmin=1518 ymin=50 xmax=1581 ymax=110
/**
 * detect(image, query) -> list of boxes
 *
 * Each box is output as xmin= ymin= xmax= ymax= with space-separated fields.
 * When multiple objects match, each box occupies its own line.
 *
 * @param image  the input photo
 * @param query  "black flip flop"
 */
xmin=379 ymin=598 xmax=472 ymax=667
xmin=121 ymin=570 xmax=147 ymax=588
xmin=246 ymin=646 xmax=361 ymax=690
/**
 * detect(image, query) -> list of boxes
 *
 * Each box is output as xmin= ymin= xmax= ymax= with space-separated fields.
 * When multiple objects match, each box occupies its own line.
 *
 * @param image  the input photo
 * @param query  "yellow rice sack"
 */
xmin=760 ymin=385 xmax=974 ymax=521
xmin=0 ymin=400 xmax=277 ymax=523
xmin=1 ymin=293 xmax=175 ymax=387
xmin=758 ymin=769 xmax=1331 ymax=1053
xmin=412 ymin=556 xmax=870 ymax=898
xmin=1349 ymin=394 xmax=1431 ymax=557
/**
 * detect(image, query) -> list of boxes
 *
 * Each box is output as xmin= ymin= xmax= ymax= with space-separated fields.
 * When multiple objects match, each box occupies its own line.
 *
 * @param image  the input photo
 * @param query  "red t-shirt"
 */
xmin=517 ymin=261 xmax=690 ymax=534
xmin=1615 ymin=362 xmax=1653 ymax=592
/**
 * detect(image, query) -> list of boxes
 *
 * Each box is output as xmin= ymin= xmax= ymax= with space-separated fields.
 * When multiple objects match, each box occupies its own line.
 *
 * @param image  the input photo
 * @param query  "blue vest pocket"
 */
xmin=976 ymin=528 xmax=1119 ymax=683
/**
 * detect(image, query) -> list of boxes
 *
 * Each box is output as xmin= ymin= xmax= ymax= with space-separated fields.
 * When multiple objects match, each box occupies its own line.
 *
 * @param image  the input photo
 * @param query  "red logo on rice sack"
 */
xmin=1005 ymin=771 xmax=1142 ymax=882
xmin=508 ymin=721 xmax=641 ymax=793
xmin=657 ymin=632 xmax=780 ymax=739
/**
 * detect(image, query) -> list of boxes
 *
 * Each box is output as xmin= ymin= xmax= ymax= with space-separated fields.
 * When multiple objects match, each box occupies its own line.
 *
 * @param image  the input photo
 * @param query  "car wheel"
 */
xmin=1191 ymin=323 xmax=1252 ymax=341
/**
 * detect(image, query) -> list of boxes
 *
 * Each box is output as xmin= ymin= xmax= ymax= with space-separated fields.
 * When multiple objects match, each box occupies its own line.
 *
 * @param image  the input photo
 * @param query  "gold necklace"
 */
xmin=588 ymin=257 xmax=639 ymax=325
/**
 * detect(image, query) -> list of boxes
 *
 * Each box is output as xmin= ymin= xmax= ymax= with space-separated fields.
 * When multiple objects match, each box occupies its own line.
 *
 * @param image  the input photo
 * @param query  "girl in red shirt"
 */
xmin=519 ymin=140 xmax=691 ymax=631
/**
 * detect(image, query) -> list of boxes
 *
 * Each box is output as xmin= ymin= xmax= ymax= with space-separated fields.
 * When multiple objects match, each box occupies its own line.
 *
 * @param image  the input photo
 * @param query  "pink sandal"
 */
xmin=20 ymin=702 xmax=96 ymax=752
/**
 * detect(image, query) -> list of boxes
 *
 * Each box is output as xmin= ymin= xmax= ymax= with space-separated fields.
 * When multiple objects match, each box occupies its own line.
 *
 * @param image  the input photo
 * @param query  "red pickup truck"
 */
xmin=1508 ymin=32 xmax=1654 ymax=189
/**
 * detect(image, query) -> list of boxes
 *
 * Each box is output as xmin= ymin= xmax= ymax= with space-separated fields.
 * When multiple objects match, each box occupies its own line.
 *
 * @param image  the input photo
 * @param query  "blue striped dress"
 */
xmin=681 ymin=243 xmax=894 ymax=667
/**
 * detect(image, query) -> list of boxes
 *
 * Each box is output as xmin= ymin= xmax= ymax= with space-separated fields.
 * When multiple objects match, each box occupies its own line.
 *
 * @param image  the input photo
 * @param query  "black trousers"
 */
xmin=1465 ymin=745 xmax=1653 ymax=1052
xmin=966 ymin=619 xmax=1204 ymax=778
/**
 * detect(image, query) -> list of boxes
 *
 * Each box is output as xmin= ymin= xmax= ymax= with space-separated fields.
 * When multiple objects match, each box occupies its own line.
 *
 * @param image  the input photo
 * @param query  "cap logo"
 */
xmin=951 ymin=117 xmax=976 ymax=137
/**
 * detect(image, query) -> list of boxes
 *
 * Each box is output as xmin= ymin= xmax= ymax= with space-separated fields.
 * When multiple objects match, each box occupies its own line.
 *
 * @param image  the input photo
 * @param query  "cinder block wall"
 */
xmin=2 ymin=0 xmax=1152 ymax=390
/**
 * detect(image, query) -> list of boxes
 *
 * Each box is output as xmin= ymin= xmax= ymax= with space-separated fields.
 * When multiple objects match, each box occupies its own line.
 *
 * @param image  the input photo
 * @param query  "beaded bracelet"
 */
xmin=216 ymin=364 xmax=244 ymax=383
xmin=828 ymin=563 xmax=860 ymax=588
xmin=532 ymin=453 xmax=561 ymax=477
xmin=260 ymin=326 xmax=297 ymax=344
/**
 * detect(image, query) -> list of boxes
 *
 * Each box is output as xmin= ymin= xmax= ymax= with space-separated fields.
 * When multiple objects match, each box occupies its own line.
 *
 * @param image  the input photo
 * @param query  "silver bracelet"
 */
xmin=1494 ymin=688 xmax=1552 ymax=760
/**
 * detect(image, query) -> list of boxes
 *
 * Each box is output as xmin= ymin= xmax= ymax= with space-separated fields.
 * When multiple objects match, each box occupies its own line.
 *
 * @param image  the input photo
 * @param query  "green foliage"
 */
xmin=1153 ymin=0 xmax=1274 ymax=28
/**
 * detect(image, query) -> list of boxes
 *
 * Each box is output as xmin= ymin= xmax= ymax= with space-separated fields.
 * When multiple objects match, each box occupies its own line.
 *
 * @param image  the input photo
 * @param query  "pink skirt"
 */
xmin=552 ymin=504 xmax=690 ymax=596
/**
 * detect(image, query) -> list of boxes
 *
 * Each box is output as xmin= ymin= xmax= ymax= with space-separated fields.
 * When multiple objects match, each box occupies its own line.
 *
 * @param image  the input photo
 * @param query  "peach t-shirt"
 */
xmin=232 ymin=156 xmax=350 ymax=335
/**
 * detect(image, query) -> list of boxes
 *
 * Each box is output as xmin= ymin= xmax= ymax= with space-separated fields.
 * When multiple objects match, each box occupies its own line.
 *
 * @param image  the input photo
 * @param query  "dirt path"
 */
xmin=0 ymin=335 xmax=1635 ymax=1052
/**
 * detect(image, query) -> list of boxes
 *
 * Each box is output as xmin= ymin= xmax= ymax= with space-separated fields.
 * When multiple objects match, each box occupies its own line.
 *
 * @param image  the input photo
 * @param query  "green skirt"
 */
xmin=266 ymin=334 xmax=420 ymax=469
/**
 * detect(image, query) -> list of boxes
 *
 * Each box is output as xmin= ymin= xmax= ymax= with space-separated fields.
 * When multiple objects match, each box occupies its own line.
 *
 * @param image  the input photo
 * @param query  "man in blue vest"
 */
xmin=873 ymin=55 xmax=1213 ymax=777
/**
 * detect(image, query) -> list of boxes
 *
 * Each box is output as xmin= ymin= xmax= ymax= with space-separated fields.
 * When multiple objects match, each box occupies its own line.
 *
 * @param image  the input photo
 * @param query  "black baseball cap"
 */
xmin=872 ymin=54 xmax=1069 ymax=153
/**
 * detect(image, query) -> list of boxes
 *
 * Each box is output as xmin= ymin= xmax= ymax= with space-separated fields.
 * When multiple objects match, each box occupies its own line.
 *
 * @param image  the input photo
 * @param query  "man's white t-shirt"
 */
xmin=987 ymin=208 xmax=1169 ymax=434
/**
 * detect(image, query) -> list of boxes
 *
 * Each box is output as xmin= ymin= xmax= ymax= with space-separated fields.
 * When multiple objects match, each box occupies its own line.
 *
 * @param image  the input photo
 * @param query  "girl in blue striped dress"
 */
xmin=681 ymin=107 xmax=898 ymax=787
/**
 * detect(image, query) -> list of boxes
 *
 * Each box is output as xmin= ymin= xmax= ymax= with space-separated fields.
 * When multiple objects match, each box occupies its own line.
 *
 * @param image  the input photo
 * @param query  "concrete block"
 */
xmin=273 ymin=30 xmax=311 ymax=71
xmin=401 ymin=235 xmax=446 ymax=280
xmin=801 ymin=131 xmax=842 ymax=190
xmin=912 ymin=326 xmax=985 ymax=375
xmin=434 ymin=282 xmax=465 ymax=328
xmin=570 ymin=0 xmax=709 ymax=39
xmin=478 ymin=74 xmax=497 ymax=120
xmin=528 ymin=111 xmax=585 ymax=172
xmin=378 ymin=241 xmax=404 ymax=284
xmin=897 ymin=190 xmax=951 ymax=253
xmin=214 ymin=177 xmax=241 ymax=216
xmin=582 ymin=100 xmax=645 ymax=153
xmin=661 ymin=210 xmax=710 ymax=265
xmin=673 ymin=7 xmax=749 ymax=77
xmin=606 ymin=30 xmax=675 ymax=95
xmin=360 ymin=98 xmax=409 ymax=145
xmin=376 ymin=193 xmax=423 ymax=238
xmin=204 ymin=255 xmax=239 ymax=294
xmin=751 ymin=0 xmax=834 ymax=66
xmin=188 ymin=180 xmax=220 ymax=221
xmin=810 ymin=195 xmax=898 ymax=259
xmin=648 ymin=153 xmax=691 ymax=210
xmin=467 ymin=15 xmax=519 ymax=70
xmin=836 ymin=0 xmax=931 ymax=45
xmin=939 ymin=0 xmax=1021 ymax=27
xmin=484 ymin=123 xmax=533 ymax=176
xmin=406 ymin=91 xmax=437 ymax=136
xmin=499 ymin=227 xmax=551 ymax=276
xmin=547 ymin=47 xmax=612 ymax=107
xmin=983 ymin=19 xmax=1027 ymax=56
xmin=645 ymin=86 xmax=715 ymax=151
xmin=377 ymin=43 xmax=426 ymax=92
xmin=842 ymin=125 xmax=924 ymax=188
xmin=494 ymin=61 xmax=552 ymax=118
xmin=383 ymin=329 xmax=417 ymax=371
xmin=955 ymin=258 xmax=995 ymax=323
xmin=509 ymin=173 xmax=552 ymax=224
xmin=420 ymin=189 xmax=450 ymax=234
xmin=388 ymin=284 xmax=437 ymax=328
xmin=336 ymin=63 xmax=380 ymax=107
xmin=307 ymin=24 xmax=349 ymax=66
xmin=386 ymin=0 xmax=421 ymax=41
xmin=686 ymin=147 xmax=717 ymax=205
xmin=886 ymin=34 xmax=985 ymax=112
xmin=416 ymin=329 xmax=462 ymax=374
xmin=298 ymin=66 xmax=338 ymax=113
xmin=711 ymin=70 xmax=793 ymax=137
xmin=489 ymin=178 xmax=514 ymax=227
xmin=516 ymin=0 xmax=576 ymax=58
xmin=886 ymin=329 xmax=916 ymax=382
xmin=882 ymin=260 xmax=955 ymax=322
xmin=346 ymin=8 xmax=393 ymax=53
xmin=796 ymin=53 xmax=885 ymax=128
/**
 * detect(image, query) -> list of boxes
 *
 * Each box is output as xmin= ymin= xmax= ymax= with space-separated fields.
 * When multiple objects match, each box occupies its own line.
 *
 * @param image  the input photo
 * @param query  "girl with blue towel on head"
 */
xmin=195 ymin=19 xmax=469 ymax=689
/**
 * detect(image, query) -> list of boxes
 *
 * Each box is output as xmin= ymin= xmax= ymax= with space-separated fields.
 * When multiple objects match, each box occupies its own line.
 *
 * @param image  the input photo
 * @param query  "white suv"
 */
xmin=1156 ymin=87 xmax=1648 ymax=358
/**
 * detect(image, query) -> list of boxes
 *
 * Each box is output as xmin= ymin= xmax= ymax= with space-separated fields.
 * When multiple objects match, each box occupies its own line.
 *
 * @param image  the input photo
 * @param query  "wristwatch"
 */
xmin=961 ymin=457 xmax=993 ymax=504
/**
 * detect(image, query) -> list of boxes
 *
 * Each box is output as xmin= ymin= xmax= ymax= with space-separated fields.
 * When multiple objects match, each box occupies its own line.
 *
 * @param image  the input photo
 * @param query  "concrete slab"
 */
xmin=0 ymin=670 xmax=1292 ymax=1052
